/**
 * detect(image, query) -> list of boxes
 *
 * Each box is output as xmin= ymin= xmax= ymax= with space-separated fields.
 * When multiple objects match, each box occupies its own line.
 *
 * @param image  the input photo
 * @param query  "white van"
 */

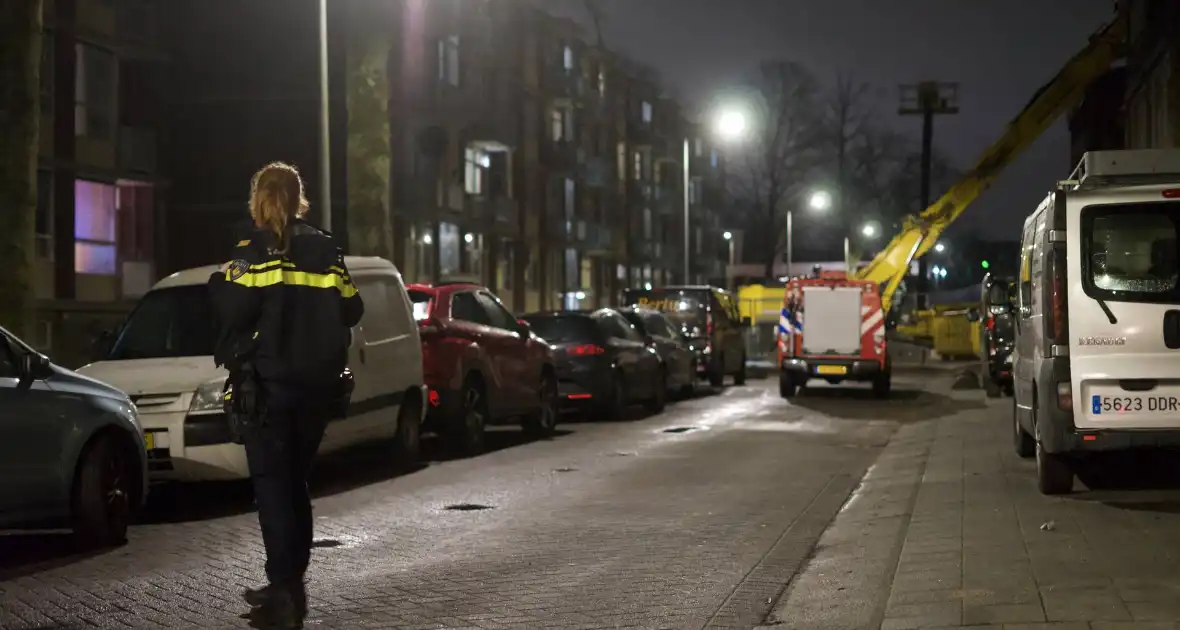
xmin=78 ymin=256 xmax=425 ymax=482
xmin=1012 ymin=149 xmax=1180 ymax=495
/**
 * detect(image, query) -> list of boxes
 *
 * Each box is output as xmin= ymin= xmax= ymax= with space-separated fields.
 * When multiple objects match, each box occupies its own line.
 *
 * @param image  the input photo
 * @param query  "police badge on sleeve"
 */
xmin=226 ymin=259 xmax=250 ymax=281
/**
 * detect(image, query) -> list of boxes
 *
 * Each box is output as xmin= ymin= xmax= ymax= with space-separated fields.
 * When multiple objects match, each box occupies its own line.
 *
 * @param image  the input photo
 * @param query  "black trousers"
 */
xmin=244 ymin=397 xmax=329 ymax=585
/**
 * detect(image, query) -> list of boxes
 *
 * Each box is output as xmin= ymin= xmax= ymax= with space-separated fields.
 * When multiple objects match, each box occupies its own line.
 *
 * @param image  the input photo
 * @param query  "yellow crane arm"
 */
xmin=855 ymin=14 xmax=1127 ymax=313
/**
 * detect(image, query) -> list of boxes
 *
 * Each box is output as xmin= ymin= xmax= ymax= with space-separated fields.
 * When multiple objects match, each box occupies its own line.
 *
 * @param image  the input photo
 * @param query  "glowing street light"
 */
xmin=722 ymin=231 xmax=733 ymax=241
xmin=808 ymin=190 xmax=832 ymax=211
xmin=934 ymin=242 xmax=945 ymax=253
xmin=715 ymin=110 xmax=747 ymax=141
xmin=862 ymin=223 xmax=878 ymax=238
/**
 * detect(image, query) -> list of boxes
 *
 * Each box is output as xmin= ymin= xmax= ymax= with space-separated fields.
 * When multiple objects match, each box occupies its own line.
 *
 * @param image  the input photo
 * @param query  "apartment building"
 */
xmin=387 ymin=0 xmax=730 ymax=312
xmin=34 ymin=0 xmax=165 ymax=363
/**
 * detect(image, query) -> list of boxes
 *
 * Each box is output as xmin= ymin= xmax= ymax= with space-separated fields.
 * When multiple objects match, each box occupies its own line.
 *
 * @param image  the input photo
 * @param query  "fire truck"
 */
xmin=778 ymin=13 xmax=1126 ymax=399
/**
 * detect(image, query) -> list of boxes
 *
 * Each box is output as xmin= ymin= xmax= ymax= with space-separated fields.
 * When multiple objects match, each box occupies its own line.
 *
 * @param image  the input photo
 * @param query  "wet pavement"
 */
xmin=0 ymin=374 xmax=951 ymax=630
xmin=764 ymin=377 xmax=1180 ymax=630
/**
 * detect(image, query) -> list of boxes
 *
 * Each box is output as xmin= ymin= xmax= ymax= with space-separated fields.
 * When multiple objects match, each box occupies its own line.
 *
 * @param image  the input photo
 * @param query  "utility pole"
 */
xmin=899 ymin=81 xmax=958 ymax=310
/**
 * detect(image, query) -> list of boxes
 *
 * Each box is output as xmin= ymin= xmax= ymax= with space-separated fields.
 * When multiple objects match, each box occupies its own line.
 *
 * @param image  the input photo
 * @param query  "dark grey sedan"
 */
xmin=0 ymin=326 xmax=148 ymax=547
xmin=617 ymin=306 xmax=697 ymax=397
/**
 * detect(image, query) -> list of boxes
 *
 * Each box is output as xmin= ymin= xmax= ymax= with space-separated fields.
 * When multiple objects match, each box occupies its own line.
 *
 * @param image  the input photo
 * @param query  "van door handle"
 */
xmin=1164 ymin=310 xmax=1180 ymax=349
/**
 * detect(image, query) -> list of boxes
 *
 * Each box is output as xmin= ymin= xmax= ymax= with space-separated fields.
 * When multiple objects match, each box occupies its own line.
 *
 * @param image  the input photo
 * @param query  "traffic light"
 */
xmin=981 ymin=260 xmax=990 ymax=269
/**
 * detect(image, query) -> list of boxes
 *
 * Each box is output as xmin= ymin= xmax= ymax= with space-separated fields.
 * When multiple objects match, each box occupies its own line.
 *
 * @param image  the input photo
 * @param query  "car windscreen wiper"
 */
xmin=1095 ymin=298 xmax=1117 ymax=324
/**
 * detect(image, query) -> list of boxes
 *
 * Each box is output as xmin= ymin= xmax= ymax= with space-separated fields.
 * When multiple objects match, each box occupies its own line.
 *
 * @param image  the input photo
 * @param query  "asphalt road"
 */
xmin=0 ymin=371 xmax=977 ymax=630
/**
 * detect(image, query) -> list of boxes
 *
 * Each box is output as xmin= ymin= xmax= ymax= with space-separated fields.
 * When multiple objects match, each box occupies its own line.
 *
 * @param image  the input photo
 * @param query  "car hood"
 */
xmin=46 ymin=362 xmax=132 ymax=403
xmin=76 ymin=356 xmax=226 ymax=397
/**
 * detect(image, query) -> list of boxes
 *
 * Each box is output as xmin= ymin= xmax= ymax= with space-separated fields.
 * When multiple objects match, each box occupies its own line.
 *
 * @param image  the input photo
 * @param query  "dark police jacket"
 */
xmin=208 ymin=221 xmax=364 ymax=388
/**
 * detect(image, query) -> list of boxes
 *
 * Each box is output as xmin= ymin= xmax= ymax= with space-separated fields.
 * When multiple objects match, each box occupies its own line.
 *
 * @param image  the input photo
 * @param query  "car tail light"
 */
xmin=1047 ymin=248 xmax=1068 ymax=344
xmin=566 ymin=344 xmax=605 ymax=356
xmin=1163 ymin=188 xmax=1180 ymax=199
xmin=1056 ymin=381 xmax=1072 ymax=411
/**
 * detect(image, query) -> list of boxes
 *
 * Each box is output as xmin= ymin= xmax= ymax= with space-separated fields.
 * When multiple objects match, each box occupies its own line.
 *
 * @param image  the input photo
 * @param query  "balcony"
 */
xmin=117 ymin=126 xmax=156 ymax=175
xmin=653 ymin=184 xmax=680 ymax=215
xmin=542 ymin=139 xmax=582 ymax=174
xmin=543 ymin=65 xmax=586 ymax=101
xmin=626 ymin=119 xmax=656 ymax=147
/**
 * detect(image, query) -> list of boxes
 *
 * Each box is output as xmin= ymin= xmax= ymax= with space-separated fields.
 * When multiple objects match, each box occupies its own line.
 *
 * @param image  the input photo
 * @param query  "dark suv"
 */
xmin=407 ymin=283 xmax=558 ymax=455
xmin=620 ymin=286 xmax=749 ymax=386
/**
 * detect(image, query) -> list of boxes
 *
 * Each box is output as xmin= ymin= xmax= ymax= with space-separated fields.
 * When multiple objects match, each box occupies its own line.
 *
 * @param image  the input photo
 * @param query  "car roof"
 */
xmin=152 ymin=256 xmax=397 ymax=290
xmin=406 ymin=282 xmax=484 ymax=295
xmin=521 ymin=309 xmax=600 ymax=319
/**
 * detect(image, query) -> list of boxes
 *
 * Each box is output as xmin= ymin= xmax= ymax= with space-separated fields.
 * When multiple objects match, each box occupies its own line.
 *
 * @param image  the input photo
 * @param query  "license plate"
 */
xmin=816 ymin=365 xmax=848 ymax=376
xmin=145 ymin=432 xmax=154 ymax=450
xmin=1091 ymin=395 xmax=1180 ymax=415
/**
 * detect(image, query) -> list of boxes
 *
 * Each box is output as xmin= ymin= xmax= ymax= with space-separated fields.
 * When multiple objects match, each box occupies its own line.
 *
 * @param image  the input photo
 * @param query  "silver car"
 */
xmin=0 ymin=325 xmax=148 ymax=547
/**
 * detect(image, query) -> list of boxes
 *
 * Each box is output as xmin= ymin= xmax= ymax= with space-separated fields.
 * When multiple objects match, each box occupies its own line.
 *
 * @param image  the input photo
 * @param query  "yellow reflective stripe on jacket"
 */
xmin=229 ymin=262 xmax=358 ymax=298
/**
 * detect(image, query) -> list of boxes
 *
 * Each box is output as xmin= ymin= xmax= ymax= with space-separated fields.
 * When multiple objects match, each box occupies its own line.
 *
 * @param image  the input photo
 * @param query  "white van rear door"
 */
xmin=1069 ymin=188 xmax=1180 ymax=430
xmin=800 ymin=286 xmax=862 ymax=356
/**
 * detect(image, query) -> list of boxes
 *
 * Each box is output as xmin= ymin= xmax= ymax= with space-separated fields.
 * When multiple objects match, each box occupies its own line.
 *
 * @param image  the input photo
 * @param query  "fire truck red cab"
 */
xmin=777 ymin=270 xmax=891 ymax=398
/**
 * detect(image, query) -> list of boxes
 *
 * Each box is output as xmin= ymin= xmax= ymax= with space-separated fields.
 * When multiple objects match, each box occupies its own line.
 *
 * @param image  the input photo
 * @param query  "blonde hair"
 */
xmin=248 ymin=162 xmax=308 ymax=253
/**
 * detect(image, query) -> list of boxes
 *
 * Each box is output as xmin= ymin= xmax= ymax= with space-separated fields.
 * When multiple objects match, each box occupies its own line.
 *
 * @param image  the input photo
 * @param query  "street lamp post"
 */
xmin=683 ymin=109 xmax=747 ymax=284
xmin=317 ymin=0 xmax=332 ymax=232
xmin=683 ymin=138 xmax=690 ymax=284
xmin=790 ymin=190 xmax=832 ymax=277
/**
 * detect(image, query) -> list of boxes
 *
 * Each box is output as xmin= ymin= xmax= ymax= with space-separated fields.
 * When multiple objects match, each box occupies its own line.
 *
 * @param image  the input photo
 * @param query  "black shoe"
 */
xmin=243 ymin=583 xmax=307 ymax=615
xmin=246 ymin=601 xmax=303 ymax=630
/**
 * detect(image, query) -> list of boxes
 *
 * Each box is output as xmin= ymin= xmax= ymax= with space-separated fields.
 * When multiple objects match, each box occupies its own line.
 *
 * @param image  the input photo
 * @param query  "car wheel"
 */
xmin=523 ymin=371 xmax=559 ymax=438
xmin=734 ymin=354 xmax=747 ymax=385
xmin=599 ymin=373 xmax=627 ymax=422
xmin=645 ymin=366 xmax=667 ymax=413
xmin=779 ymin=373 xmax=797 ymax=398
xmin=394 ymin=393 xmax=422 ymax=467
xmin=1013 ymin=397 xmax=1034 ymax=458
xmin=1034 ymin=404 xmax=1073 ymax=494
xmin=708 ymin=357 xmax=724 ymax=388
xmin=449 ymin=378 xmax=487 ymax=456
xmin=872 ymin=364 xmax=892 ymax=399
xmin=679 ymin=360 xmax=696 ymax=398
xmin=72 ymin=435 xmax=132 ymax=548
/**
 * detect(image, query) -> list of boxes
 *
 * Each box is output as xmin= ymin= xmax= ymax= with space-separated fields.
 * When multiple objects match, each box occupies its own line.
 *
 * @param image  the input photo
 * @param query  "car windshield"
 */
xmin=408 ymin=289 xmax=433 ymax=321
xmin=621 ymin=289 xmax=707 ymax=329
xmin=1086 ymin=202 xmax=1180 ymax=300
xmin=107 ymin=285 xmax=218 ymax=360
xmin=522 ymin=315 xmax=598 ymax=344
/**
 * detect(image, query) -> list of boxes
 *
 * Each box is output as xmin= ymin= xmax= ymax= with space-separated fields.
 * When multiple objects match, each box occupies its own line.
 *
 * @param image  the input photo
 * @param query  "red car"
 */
xmin=407 ymin=282 xmax=558 ymax=455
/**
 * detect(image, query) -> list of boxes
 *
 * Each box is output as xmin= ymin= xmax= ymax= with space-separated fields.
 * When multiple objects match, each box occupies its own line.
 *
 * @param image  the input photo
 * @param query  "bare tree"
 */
xmin=727 ymin=60 xmax=825 ymax=278
xmin=0 ymin=0 xmax=43 ymax=337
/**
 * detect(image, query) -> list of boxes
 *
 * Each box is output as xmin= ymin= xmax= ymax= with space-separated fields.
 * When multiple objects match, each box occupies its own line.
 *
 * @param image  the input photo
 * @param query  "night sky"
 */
xmin=548 ymin=0 xmax=1117 ymax=243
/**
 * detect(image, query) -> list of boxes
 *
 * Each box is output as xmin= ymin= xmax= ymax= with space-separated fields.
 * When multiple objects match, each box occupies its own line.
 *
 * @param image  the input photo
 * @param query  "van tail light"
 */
xmin=706 ymin=312 xmax=714 ymax=336
xmin=986 ymin=317 xmax=995 ymax=330
xmin=1163 ymin=188 xmax=1180 ymax=199
xmin=1047 ymin=248 xmax=1068 ymax=344
xmin=567 ymin=344 xmax=605 ymax=356
xmin=1056 ymin=381 xmax=1073 ymax=411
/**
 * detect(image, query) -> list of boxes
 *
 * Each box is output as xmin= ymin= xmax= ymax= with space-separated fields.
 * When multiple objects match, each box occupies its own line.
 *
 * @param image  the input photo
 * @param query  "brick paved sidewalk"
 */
xmin=765 ymin=390 xmax=1180 ymax=630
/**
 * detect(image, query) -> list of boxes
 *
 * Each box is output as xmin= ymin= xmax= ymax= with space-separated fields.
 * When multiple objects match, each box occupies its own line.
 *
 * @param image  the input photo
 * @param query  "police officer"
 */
xmin=209 ymin=162 xmax=363 ymax=629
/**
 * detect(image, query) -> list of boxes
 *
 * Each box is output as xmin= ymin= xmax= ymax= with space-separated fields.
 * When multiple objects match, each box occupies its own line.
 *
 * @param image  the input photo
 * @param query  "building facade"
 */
xmin=382 ymin=0 xmax=730 ymax=313
xmin=1120 ymin=0 xmax=1180 ymax=149
xmin=35 ymin=0 xmax=165 ymax=362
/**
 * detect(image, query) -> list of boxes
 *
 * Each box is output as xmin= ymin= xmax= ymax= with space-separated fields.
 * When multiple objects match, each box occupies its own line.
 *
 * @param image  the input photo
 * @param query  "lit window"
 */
xmin=641 ymin=101 xmax=652 ymax=123
xmin=563 ymin=45 xmax=574 ymax=71
xmin=437 ymin=36 xmax=460 ymax=86
xmin=75 ymin=179 xmax=117 ymax=275
xmin=551 ymin=108 xmax=565 ymax=141
xmin=633 ymin=151 xmax=642 ymax=180
xmin=597 ymin=70 xmax=606 ymax=95
xmin=710 ymin=149 xmax=718 ymax=168
xmin=464 ymin=147 xmax=489 ymax=195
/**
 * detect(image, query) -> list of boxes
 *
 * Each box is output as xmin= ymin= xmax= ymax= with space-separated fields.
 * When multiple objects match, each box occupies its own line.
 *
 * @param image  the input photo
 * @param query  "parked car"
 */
xmin=0 ymin=325 xmax=148 ymax=547
xmin=521 ymin=309 xmax=666 ymax=420
xmin=407 ymin=283 xmax=558 ymax=455
xmin=968 ymin=273 xmax=1016 ymax=397
xmin=617 ymin=306 xmax=697 ymax=397
xmin=620 ymin=285 xmax=749 ymax=386
xmin=78 ymin=256 xmax=425 ymax=482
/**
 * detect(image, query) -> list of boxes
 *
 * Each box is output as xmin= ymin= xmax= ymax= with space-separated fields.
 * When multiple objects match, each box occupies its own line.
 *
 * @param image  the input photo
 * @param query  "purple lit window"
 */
xmin=75 ymin=179 xmax=117 ymax=275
